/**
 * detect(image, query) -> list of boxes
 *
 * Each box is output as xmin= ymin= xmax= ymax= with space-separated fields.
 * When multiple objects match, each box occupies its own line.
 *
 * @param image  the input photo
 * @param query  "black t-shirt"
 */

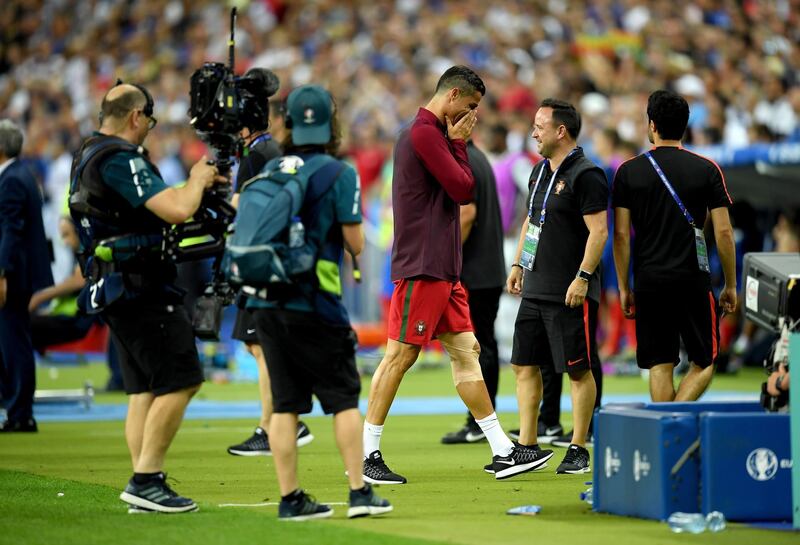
xmin=612 ymin=147 xmax=732 ymax=291
xmin=234 ymin=135 xmax=282 ymax=193
xmin=462 ymin=142 xmax=506 ymax=290
xmin=521 ymin=150 xmax=608 ymax=303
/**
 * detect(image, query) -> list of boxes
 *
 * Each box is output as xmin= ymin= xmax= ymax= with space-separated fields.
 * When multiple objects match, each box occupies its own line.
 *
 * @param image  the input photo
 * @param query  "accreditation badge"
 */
xmin=694 ymin=227 xmax=710 ymax=273
xmin=520 ymin=224 xmax=541 ymax=271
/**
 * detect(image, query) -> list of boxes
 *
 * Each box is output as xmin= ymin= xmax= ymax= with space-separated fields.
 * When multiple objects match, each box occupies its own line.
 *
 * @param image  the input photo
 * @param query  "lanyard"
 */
xmin=249 ymin=133 xmax=272 ymax=149
xmin=527 ymin=148 xmax=577 ymax=226
xmin=644 ymin=151 xmax=695 ymax=226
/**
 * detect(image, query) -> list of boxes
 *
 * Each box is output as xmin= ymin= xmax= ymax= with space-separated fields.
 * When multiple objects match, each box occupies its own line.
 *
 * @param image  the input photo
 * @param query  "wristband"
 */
xmin=511 ymin=263 xmax=523 ymax=270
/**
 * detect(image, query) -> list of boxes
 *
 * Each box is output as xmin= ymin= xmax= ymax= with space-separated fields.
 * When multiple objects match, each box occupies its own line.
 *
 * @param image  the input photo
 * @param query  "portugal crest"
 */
xmin=555 ymin=180 xmax=566 ymax=195
xmin=415 ymin=320 xmax=426 ymax=335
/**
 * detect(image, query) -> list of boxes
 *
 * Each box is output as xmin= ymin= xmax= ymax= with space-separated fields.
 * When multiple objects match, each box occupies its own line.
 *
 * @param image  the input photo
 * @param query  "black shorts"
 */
xmin=103 ymin=300 xmax=204 ymax=395
xmin=635 ymin=287 xmax=720 ymax=369
xmin=511 ymin=298 xmax=598 ymax=373
xmin=253 ymin=308 xmax=360 ymax=415
xmin=232 ymin=308 xmax=258 ymax=343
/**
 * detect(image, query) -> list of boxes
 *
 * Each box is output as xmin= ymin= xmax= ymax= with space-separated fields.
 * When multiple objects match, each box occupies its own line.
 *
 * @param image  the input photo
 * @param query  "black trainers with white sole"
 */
xmin=484 ymin=443 xmax=551 ymax=474
xmin=227 ymin=426 xmax=271 ymax=456
xmin=550 ymin=430 xmax=593 ymax=449
xmin=492 ymin=446 xmax=554 ymax=480
xmin=119 ymin=473 xmax=198 ymax=514
xmin=441 ymin=423 xmax=485 ymax=444
xmin=228 ymin=422 xmax=314 ymax=456
xmin=296 ymin=421 xmax=314 ymax=448
xmin=363 ymin=450 xmax=407 ymax=484
xmin=508 ymin=422 xmax=563 ymax=444
xmin=347 ymin=484 xmax=393 ymax=518
xmin=556 ymin=444 xmax=591 ymax=474
xmin=278 ymin=490 xmax=332 ymax=521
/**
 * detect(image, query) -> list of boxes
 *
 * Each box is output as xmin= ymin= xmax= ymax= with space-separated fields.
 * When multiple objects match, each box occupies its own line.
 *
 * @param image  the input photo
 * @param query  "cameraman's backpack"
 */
xmin=225 ymin=154 xmax=338 ymax=291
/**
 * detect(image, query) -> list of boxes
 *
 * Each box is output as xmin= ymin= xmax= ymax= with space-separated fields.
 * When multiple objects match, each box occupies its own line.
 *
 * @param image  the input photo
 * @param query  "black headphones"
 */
xmin=99 ymin=78 xmax=155 ymax=124
xmin=120 ymin=78 xmax=155 ymax=118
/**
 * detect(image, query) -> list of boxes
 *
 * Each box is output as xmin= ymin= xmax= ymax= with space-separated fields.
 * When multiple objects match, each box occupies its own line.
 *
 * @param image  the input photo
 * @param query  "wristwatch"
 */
xmin=575 ymin=269 xmax=592 ymax=282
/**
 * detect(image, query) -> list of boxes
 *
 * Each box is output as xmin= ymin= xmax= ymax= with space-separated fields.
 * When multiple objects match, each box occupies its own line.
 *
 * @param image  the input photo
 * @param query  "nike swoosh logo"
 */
xmin=465 ymin=432 xmax=485 ymax=442
xmin=246 ymin=329 xmax=256 ymax=335
xmin=495 ymin=459 xmax=515 ymax=466
xmin=545 ymin=427 xmax=562 ymax=436
xmin=567 ymin=358 xmax=584 ymax=366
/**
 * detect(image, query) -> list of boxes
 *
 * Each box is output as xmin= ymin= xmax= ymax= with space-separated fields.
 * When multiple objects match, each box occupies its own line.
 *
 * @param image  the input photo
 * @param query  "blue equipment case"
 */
xmin=700 ymin=412 xmax=792 ymax=521
xmin=593 ymin=401 xmax=793 ymax=522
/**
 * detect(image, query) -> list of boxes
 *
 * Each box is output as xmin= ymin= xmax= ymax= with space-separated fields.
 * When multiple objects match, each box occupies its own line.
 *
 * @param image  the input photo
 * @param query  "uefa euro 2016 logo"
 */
xmin=746 ymin=448 xmax=778 ymax=481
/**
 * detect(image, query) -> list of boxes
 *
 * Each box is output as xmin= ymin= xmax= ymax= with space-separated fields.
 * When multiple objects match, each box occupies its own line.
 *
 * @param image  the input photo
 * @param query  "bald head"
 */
xmin=100 ymin=84 xmax=147 ymax=127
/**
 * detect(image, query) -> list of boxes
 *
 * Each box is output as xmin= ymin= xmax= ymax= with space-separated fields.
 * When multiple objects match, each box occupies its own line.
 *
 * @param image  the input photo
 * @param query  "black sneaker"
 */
xmin=484 ymin=443 xmax=551 ymax=474
xmin=363 ymin=450 xmax=407 ymax=485
xmin=228 ymin=422 xmax=314 ymax=456
xmin=347 ymin=484 xmax=393 ymax=518
xmin=441 ymin=423 xmax=485 ymax=444
xmin=492 ymin=446 xmax=554 ymax=480
xmin=0 ymin=418 xmax=37 ymax=432
xmin=538 ymin=424 xmax=564 ymax=444
xmin=278 ymin=490 xmax=332 ymax=521
xmin=556 ymin=444 xmax=591 ymax=474
xmin=508 ymin=422 xmax=563 ymax=444
xmin=551 ymin=430 xmax=593 ymax=449
xmin=119 ymin=473 xmax=198 ymax=513
xmin=296 ymin=421 xmax=314 ymax=448
xmin=227 ymin=427 xmax=271 ymax=456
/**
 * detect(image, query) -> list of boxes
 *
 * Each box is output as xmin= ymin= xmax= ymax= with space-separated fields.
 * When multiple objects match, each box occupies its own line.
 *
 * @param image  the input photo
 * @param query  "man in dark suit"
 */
xmin=0 ymin=119 xmax=54 ymax=432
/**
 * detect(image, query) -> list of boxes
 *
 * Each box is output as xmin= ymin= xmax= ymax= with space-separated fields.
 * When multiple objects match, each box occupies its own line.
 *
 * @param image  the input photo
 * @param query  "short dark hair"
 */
xmin=100 ymin=87 xmax=146 ymax=123
xmin=540 ymin=98 xmax=581 ymax=139
xmin=647 ymin=90 xmax=689 ymax=140
xmin=435 ymin=65 xmax=486 ymax=97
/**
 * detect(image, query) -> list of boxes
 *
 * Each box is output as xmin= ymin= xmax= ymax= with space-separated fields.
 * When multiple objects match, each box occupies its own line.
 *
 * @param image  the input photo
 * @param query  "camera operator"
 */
xmin=69 ymin=82 xmax=226 ymax=513
xmin=227 ymin=68 xmax=314 ymax=457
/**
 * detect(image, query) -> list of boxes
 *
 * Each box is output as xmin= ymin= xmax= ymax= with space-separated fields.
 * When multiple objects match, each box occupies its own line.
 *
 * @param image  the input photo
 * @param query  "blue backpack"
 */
xmin=224 ymin=154 xmax=339 ymax=290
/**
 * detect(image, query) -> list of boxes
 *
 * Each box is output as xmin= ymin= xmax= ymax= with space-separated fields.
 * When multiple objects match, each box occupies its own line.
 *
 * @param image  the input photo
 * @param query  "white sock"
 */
xmin=363 ymin=422 xmax=384 ymax=458
xmin=475 ymin=412 xmax=514 ymax=457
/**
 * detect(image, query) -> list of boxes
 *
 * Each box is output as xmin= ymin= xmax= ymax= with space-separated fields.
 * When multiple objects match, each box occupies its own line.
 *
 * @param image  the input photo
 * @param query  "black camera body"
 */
xmin=182 ymin=7 xmax=257 ymax=341
xmin=187 ymin=8 xmax=269 ymax=177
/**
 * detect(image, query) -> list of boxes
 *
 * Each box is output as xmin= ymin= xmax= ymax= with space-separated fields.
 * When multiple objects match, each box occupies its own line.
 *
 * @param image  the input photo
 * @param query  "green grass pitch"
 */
xmin=0 ymin=364 xmax=795 ymax=544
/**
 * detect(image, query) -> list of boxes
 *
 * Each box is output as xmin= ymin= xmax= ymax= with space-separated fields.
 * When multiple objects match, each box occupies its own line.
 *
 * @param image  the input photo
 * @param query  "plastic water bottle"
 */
xmin=288 ymin=217 xmax=305 ymax=248
xmin=667 ymin=512 xmax=707 ymax=534
xmin=706 ymin=511 xmax=726 ymax=532
xmin=580 ymin=487 xmax=593 ymax=506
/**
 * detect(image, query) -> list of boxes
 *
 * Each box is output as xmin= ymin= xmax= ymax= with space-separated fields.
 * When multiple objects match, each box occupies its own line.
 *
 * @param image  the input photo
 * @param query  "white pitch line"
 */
xmin=219 ymin=502 xmax=347 ymax=508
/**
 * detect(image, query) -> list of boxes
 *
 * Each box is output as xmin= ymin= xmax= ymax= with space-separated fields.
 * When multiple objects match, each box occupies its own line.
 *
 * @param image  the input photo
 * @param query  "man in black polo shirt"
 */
xmin=507 ymin=98 xmax=608 ymax=474
xmin=441 ymin=140 xmax=506 ymax=444
xmin=612 ymin=89 xmax=736 ymax=402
